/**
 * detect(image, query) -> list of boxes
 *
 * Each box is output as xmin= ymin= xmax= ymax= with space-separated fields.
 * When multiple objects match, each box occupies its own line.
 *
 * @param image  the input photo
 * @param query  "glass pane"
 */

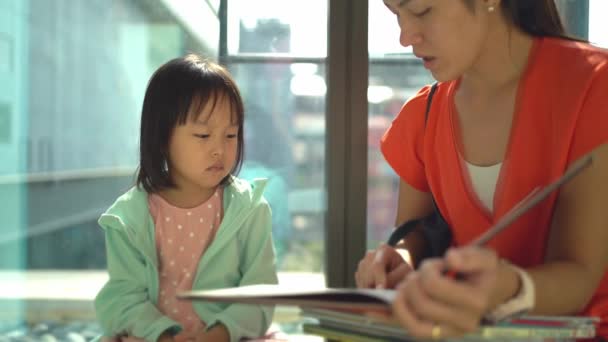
xmin=368 ymin=0 xmax=409 ymax=57
xmin=226 ymin=0 xmax=327 ymax=286
xmin=366 ymin=1 xmax=435 ymax=249
xmin=227 ymin=0 xmax=327 ymax=57
xmin=0 ymin=0 xmax=215 ymax=339
xmin=589 ymin=0 xmax=608 ymax=47
xmin=225 ymin=1 xmax=328 ymax=332
xmin=230 ymin=61 xmax=327 ymax=277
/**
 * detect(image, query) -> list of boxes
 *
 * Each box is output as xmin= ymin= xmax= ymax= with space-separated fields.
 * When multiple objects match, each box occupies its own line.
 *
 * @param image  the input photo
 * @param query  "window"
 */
xmin=0 ymin=0 xmax=330 ymax=338
xmin=589 ymin=0 xmax=608 ymax=47
xmin=0 ymin=0 xmax=600 ymax=339
xmin=223 ymin=0 xmax=328 ymax=280
xmin=1 ymin=0 xmax=211 ymax=338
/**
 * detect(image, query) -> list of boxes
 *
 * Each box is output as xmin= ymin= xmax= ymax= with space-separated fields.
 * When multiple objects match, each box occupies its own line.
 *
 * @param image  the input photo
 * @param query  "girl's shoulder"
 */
xmin=105 ymin=186 xmax=149 ymax=214
xmin=223 ymin=176 xmax=269 ymax=207
xmin=99 ymin=186 xmax=152 ymax=229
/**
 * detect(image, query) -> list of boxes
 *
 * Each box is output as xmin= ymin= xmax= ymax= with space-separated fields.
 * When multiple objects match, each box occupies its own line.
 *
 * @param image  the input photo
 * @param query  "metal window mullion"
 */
xmin=345 ymin=0 xmax=369 ymax=289
xmin=326 ymin=0 xmax=368 ymax=288
xmin=218 ymin=0 xmax=228 ymax=64
xmin=221 ymin=55 xmax=326 ymax=64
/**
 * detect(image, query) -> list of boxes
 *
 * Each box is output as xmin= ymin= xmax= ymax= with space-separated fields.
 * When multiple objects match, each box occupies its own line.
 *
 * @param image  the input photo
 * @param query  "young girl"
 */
xmin=356 ymin=0 xmax=608 ymax=340
xmin=94 ymin=55 xmax=278 ymax=342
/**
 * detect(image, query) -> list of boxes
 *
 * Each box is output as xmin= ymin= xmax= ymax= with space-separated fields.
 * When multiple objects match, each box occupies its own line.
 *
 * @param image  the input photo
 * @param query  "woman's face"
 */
xmin=384 ymin=0 xmax=495 ymax=81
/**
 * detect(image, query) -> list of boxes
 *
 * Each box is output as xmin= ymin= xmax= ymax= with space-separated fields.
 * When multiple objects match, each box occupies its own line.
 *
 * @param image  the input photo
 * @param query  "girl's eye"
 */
xmin=413 ymin=7 xmax=431 ymax=18
xmin=227 ymin=134 xmax=237 ymax=139
xmin=194 ymin=134 xmax=210 ymax=139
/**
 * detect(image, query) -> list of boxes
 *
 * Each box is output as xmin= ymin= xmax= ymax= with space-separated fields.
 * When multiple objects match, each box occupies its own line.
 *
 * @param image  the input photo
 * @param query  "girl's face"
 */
xmin=167 ymin=95 xmax=239 ymax=197
xmin=384 ymin=0 xmax=494 ymax=81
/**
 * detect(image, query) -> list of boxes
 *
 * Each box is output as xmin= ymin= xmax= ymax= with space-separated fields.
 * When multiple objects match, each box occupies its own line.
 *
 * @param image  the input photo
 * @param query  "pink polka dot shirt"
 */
xmin=148 ymin=188 xmax=223 ymax=334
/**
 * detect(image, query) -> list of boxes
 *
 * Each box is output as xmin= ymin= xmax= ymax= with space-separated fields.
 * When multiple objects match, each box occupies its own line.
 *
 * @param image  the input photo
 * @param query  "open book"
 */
xmin=179 ymin=284 xmax=395 ymax=313
xmin=302 ymin=308 xmax=598 ymax=341
xmin=177 ymin=285 xmax=598 ymax=339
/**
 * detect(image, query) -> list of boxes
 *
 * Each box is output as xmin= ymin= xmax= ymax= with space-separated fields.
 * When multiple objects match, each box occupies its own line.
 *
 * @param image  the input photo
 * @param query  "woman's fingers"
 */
xmin=405 ymin=271 xmax=479 ymax=333
xmin=391 ymin=248 xmax=500 ymax=339
xmin=444 ymin=247 xmax=499 ymax=282
xmin=392 ymin=277 xmax=466 ymax=339
xmin=356 ymin=244 xmax=407 ymax=289
xmin=416 ymin=259 xmax=492 ymax=315
xmin=386 ymin=263 xmax=413 ymax=288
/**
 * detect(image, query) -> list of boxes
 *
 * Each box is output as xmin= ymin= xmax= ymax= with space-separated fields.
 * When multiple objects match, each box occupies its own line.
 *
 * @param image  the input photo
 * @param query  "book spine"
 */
xmin=480 ymin=326 xmax=595 ymax=339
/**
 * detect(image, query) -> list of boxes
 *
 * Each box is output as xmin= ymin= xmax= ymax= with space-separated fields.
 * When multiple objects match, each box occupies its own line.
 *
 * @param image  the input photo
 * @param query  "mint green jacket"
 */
xmin=94 ymin=178 xmax=278 ymax=342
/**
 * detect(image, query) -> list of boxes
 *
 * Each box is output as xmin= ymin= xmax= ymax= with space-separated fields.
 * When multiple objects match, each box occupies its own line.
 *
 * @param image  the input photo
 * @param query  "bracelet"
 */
xmin=484 ymin=261 xmax=535 ymax=322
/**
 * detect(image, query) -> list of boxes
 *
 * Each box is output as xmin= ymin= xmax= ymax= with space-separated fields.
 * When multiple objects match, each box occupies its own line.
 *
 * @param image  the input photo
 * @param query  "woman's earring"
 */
xmin=488 ymin=5 xmax=495 ymax=12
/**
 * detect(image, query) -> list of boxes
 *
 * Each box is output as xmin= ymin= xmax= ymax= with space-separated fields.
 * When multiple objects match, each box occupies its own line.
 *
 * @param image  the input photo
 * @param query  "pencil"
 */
xmin=443 ymin=155 xmax=593 ymax=279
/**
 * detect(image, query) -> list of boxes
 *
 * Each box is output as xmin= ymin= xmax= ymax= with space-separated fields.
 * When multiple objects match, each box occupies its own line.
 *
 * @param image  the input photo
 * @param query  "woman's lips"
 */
xmin=422 ymin=57 xmax=437 ymax=70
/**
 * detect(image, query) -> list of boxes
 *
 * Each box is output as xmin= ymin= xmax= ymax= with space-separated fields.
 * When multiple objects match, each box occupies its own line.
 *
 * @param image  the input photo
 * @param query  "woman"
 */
xmin=355 ymin=0 xmax=608 ymax=340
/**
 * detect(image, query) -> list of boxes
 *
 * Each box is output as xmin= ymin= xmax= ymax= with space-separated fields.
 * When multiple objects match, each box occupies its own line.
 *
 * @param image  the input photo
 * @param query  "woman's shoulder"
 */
xmin=541 ymin=37 xmax=608 ymax=71
xmin=401 ymin=84 xmax=439 ymax=110
xmin=392 ymin=82 xmax=450 ymax=123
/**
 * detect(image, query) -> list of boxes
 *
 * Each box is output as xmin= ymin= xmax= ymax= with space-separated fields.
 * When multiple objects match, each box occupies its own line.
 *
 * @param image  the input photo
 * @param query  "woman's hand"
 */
xmin=355 ymin=244 xmax=413 ymax=289
xmin=391 ymin=247 xmax=499 ymax=339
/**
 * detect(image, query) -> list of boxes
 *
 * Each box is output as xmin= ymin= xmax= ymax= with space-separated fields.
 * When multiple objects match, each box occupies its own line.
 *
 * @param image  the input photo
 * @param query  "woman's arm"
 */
xmin=356 ymin=180 xmax=434 ymax=288
xmin=491 ymin=144 xmax=608 ymax=314
xmin=394 ymin=179 xmax=435 ymax=266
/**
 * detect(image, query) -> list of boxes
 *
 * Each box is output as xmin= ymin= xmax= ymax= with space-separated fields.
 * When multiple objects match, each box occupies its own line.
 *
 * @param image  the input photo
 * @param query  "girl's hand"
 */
xmin=174 ymin=331 xmax=196 ymax=342
xmin=156 ymin=331 xmax=176 ymax=342
xmin=391 ymin=247 xmax=499 ymax=339
xmin=356 ymin=244 xmax=413 ymax=289
xmin=193 ymin=324 xmax=230 ymax=342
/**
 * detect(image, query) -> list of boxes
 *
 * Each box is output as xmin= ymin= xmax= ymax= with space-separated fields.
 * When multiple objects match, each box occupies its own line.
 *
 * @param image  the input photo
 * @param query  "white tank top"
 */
xmin=464 ymin=161 xmax=502 ymax=213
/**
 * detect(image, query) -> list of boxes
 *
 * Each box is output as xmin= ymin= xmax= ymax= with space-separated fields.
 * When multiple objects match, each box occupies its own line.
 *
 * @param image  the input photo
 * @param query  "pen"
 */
xmin=443 ymin=187 xmax=541 ymax=279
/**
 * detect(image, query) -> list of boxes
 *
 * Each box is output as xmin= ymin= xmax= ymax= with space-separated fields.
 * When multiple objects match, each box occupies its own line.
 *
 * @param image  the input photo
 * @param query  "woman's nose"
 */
xmin=399 ymin=28 xmax=423 ymax=47
xmin=398 ymin=17 xmax=423 ymax=47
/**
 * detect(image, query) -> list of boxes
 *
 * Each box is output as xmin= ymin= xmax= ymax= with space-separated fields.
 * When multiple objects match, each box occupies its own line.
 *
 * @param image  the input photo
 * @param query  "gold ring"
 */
xmin=431 ymin=324 xmax=442 ymax=340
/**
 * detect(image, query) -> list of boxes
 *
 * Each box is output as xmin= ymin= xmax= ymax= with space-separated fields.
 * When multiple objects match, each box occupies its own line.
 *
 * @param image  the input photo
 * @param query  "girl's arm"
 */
xmin=491 ymin=144 xmax=608 ymax=314
xmin=95 ymin=225 xmax=180 ymax=341
xmin=203 ymin=202 xmax=278 ymax=342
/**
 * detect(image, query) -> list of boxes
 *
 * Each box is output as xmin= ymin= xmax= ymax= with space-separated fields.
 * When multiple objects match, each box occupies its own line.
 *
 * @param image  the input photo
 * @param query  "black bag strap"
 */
xmin=424 ymin=82 xmax=439 ymax=125
xmin=387 ymin=82 xmax=440 ymax=248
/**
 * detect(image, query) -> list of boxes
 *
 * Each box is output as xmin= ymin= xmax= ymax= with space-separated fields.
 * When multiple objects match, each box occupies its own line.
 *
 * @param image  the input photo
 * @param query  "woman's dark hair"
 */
xmin=136 ymin=54 xmax=245 ymax=193
xmin=464 ymin=0 xmax=584 ymax=42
